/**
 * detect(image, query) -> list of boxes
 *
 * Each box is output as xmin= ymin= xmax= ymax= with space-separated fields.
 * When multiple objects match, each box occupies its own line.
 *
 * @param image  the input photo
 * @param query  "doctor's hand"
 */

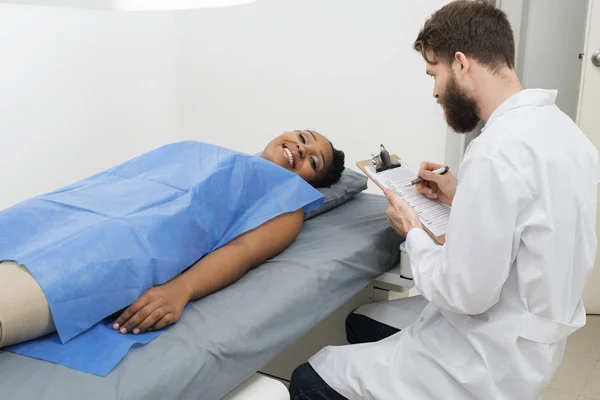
xmin=384 ymin=188 xmax=423 ymax=237
xmin=113 ymin=281 xmax=190 ymax=335
xmin=416 ymin=161 xmax=458 ymax=206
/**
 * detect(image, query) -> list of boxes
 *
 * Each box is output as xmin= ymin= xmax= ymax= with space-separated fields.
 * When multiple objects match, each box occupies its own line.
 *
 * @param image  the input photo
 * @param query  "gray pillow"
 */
xmin=304 ymin=168 xmax=368 ymax=220
xmin=253 ymin=152 xmax=367 ymax=219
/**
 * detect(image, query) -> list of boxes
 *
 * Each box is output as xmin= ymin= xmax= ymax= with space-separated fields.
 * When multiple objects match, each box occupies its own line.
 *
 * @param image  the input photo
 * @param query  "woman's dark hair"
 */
xmin=315 ymin=141 xmax=345 ymax=188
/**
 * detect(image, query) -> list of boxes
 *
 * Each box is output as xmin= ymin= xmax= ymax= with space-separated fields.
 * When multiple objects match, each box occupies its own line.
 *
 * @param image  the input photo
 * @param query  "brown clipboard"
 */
xmin=356 ymin=155 xmax=446 ymax=245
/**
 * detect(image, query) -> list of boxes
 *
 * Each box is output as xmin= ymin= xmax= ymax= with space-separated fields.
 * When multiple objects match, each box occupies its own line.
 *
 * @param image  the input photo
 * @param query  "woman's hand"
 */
xmin=416 ymin=161 xmax=458 ymax=206
xmin=113 ymin=281 xmax=191 ymax=335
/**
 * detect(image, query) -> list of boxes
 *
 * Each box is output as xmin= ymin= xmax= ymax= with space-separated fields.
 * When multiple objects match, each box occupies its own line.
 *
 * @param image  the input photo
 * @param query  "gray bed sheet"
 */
xmin=0 ymin=193 xmax=401 ymax=400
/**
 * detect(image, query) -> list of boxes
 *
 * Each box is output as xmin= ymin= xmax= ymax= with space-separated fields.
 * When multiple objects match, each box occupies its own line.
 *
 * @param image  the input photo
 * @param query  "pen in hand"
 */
xmin=405 ymin=165 xmax=450 ymax=187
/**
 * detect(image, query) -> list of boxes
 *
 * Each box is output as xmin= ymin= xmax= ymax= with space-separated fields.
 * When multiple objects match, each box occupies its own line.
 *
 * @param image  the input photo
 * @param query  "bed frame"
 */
xmin=256 ymin=260 xmax=415 ymax=385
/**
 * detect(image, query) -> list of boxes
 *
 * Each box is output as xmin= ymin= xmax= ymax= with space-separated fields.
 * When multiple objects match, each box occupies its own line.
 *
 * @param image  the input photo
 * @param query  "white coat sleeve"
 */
xmin=406 ymin=153 xmax=531 ymax=315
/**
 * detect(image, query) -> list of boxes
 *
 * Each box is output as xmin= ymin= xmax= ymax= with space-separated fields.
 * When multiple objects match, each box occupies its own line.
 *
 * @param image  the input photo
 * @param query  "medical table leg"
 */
xmin=221 ymin=373 xmax=291 ymax=400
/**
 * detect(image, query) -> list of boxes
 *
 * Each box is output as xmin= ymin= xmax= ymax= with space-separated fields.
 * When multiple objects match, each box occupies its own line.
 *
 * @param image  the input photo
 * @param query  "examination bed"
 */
xmin=0 ymin=193 xmax=401 ymax=400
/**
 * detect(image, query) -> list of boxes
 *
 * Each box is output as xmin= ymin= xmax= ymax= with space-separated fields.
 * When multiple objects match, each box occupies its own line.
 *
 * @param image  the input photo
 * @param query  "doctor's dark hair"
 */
xmin=413 ymin=0 xmax=515 ymax=71
xmin=315 ymin=141 xmax=345 ymax=188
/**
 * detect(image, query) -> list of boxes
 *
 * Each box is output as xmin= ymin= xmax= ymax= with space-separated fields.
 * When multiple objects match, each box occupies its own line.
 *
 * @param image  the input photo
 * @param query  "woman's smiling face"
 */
xmin=261 ymin=130 xmax=334 ymax=186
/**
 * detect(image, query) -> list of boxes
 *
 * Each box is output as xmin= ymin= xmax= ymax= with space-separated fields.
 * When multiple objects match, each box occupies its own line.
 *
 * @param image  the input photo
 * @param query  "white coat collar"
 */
xmin=481 ymin=89 xmax=557 ymax=132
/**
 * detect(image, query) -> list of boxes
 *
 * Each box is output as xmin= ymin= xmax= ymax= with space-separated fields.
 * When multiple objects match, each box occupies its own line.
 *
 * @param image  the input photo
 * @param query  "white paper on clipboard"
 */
xmin=365 ymin=164 xmax=451 ymax=237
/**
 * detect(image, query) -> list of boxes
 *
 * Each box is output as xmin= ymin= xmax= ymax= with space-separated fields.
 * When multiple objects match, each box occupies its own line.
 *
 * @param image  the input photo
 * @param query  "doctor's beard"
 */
xmin=440 ymin=76 xmax=481 ymax=133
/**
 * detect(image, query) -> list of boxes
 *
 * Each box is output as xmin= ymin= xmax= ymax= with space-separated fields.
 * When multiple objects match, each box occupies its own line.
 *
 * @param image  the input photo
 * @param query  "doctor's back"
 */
xmin=454 ymin=89 xmax=598 ymax=398
xmin=478 ymin=89 xmax=598 ymax=327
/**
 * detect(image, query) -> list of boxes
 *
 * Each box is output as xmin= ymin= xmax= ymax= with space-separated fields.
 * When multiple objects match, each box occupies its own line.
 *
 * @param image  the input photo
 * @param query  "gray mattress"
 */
xmin=0 ymin=193 xmax=401 ymax=400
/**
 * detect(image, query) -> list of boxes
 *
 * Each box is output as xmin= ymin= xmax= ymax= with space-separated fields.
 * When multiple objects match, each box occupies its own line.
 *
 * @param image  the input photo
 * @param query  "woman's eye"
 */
xmin=310 ymin=157 xmax=317 ymax=170
xmin=299 ymin=134 xmax=306 ymax=144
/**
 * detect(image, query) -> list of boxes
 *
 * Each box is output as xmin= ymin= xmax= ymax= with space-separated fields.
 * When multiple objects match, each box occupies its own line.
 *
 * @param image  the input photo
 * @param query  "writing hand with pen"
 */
xmin=385 ymin=162 xmax=458 ymax=237
xmin=413 ymin=161 xmax=457 ymax=207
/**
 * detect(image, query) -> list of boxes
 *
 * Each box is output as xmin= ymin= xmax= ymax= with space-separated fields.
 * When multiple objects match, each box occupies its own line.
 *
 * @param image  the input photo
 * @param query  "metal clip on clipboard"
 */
xmin=371 ymin=144 xmax=401 ymax=173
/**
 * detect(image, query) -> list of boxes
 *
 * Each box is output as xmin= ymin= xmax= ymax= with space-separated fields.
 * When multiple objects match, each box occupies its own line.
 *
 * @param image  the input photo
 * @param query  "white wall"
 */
xmin=174 ymin=0 xmax=450 ymax=192
xmin=516 ymin=0 xmax=588 ymax=121
xmin=497 ymin=0 xmax=524 ymax=65
xmin=1 ymin=0 xmax=453 ymax=209
xmin=0 ymin=5 xmax=178 ymax=210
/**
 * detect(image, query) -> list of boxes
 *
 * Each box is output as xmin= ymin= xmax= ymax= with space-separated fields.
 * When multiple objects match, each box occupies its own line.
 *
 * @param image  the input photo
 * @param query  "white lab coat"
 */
xmin=310 ymin=89 xmax=599 ymax=400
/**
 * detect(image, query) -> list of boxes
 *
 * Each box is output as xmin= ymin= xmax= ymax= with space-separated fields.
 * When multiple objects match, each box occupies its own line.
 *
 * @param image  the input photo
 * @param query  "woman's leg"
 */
xmin=0 ymin=261 xmax=55 ymax=348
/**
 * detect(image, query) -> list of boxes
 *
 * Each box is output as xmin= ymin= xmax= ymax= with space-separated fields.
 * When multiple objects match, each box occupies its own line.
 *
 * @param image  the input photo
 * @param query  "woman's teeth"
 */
xmin=284 ymin=147 xmax=294 ymax=168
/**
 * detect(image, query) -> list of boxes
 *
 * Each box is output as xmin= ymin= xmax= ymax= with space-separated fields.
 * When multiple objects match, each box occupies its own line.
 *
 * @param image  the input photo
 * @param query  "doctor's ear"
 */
xmin=453 ymin=52 xmax=471 ymax=75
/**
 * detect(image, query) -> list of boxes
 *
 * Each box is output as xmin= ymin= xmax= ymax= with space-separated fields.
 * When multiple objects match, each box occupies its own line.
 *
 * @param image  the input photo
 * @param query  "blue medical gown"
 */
xmin=0 ymin=141 xmax=324 ymax=345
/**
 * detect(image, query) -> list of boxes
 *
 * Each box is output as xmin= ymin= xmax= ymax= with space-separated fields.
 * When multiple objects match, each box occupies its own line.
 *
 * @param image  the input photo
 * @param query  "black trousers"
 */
xmin=288 ymin=311 xmax=401 ymax=400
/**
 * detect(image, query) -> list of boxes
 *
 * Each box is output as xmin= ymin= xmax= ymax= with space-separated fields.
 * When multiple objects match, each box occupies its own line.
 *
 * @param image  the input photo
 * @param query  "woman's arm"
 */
xmin=114 ymin=209 xmax=304 ymax=334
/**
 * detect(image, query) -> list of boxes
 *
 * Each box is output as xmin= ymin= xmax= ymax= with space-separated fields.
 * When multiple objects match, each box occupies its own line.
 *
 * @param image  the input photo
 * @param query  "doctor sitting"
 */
xmin=289 ymin=1 xmax=598 ymax=399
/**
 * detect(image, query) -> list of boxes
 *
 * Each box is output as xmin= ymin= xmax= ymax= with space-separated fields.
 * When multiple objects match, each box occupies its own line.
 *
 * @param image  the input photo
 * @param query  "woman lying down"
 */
xmin=0 ymin=130 xmax=344 ymax=354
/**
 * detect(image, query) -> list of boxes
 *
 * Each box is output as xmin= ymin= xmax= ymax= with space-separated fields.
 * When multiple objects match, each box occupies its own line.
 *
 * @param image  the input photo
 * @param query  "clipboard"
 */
xmin=356 ymin=155 xmax=447 ymax=245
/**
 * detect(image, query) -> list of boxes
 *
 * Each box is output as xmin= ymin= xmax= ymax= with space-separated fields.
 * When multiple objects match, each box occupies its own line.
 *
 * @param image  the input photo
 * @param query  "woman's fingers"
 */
xmin=113 ymin=284 xmax=188 ymax=334
xmin=114 ymin=294 xmax=151 ymax=331
xmin=119 ymin=301 xmax=161 ymax=334
xmin=151 ymin=313 xmax=177 ymax=331
xmin=135 ymin=306 xmax=170 ymax=334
